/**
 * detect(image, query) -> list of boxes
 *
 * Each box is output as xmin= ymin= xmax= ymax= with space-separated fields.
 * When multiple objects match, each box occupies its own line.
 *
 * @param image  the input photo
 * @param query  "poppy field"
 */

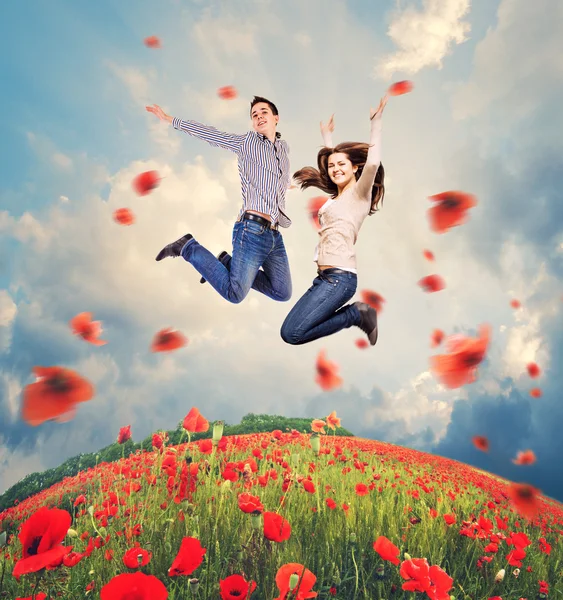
xmin=0 ymin=409 xmax=561 ymax=600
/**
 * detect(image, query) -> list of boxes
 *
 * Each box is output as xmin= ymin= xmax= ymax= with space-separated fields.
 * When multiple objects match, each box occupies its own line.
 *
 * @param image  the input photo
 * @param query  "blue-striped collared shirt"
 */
xmin=171 ymin=118 xmax=291 ymax=228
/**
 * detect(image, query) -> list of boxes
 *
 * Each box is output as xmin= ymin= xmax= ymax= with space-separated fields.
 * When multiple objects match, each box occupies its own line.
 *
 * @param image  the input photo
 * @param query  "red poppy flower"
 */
xmin=530 ymin=387 xmax=542 ymax=398
xmin=123 ymin=545 xmax=152 ymax=569
xmin=308 ymin=196 xmax=327 ymax=229
xmin=118 ymin=425 xmax=132 ymax=444
xmin=326 ymin=410 xmax=341 ymax=430
xmin=182 ymin=407 xmax=209 ymax=433
xmin=443 ymin=514 xmax=456 ymax=525
xmin=22 ymin=366 xmax=95 ymax=426
xmin=101 ymin=572 xmax=168 ymax=600
xmin=69 ymin=312 xmax=108 ymax=346
xmin=218 ymin=86 xmax=237 ymax=100
xmin=168 ymin=537 xmax=206 ymax=576
xmin=220 ymin=573 xmax=257 ymax=600
xmin=151 ymin=328 xmax=187 ymax=353
xmin=512 ymin=450 xmax=536 ymax=465
xmin=510 ymin=299 xmax=521 ymax=309
xmin=418 ymin=274 xmax=445 ymax=293
xmin=428 ymin=191 xmax=477 ymax=233
xmin=274 ymin=563 xmax=317 ymax=600
xmin=12 ymin=507 xmax=72 ymax=578
xmin=430 ymin=329 xmax=444 ymax=347
xmin=263 ymin=511 xmax=291 ymax=543
xmin=373 ymin=536 xmax=400 ymax=565
xmin=315 ymin=350 xmax=342 ymax=391
xmin=527 ymin=362 xmax=541 ymax=378
xmin=114 ymin=208 xmax=135 ymax=225
xmin=423 ymin=249 xmax=434 ymax=261
xmin=388 ymin=80 xmax=413 ymax=96
xmin=430 ymin=324 xmax=491 ymax=389
xmin=360 ymin=289 xmax=385 ymax=312
xmin=237 ymin=493 xmax=264 ymax=514
xmin=144 ymin=36 xmax=161 ymax=48
xmin=508 ymin=483 xmax=540 ymax=521
xmin=355 ymin=338 xmax=369 ymax=349
xmin=472 ymin=435 xmax=489 ymax=452
xmin=132 ymin=171 xmax=160 ymax=196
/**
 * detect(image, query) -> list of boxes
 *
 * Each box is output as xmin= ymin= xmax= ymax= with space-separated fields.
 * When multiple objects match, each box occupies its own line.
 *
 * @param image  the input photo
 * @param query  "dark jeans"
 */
xmin=280 ymin=269 xmax=361 ymax=345
xmin=180 ymin=219 xmax=292 ymax=304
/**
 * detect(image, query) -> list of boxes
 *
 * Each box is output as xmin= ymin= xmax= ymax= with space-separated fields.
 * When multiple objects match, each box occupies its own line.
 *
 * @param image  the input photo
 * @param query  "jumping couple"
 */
xmin=146 ymin=92 xmax=386 ymax=347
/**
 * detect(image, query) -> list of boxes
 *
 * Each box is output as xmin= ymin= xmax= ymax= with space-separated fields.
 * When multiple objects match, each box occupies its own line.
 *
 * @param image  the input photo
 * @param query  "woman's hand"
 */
xmin=320 ymin=113 xmax=335 ymax=137
xmin=146 ymin=104 xmax=173 ymax=123
xmin=370 ymin=95 xmax=388 ymax=120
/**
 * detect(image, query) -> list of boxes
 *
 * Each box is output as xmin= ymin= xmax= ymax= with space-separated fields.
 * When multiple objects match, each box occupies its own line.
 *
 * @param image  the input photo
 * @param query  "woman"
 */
xmin=280 ymin=96 xmax=387 ymax=347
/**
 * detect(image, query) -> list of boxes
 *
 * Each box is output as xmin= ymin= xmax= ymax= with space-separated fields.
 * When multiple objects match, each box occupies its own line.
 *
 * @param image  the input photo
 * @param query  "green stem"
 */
xmin=351 ymin=547 xmax=359 ymax=599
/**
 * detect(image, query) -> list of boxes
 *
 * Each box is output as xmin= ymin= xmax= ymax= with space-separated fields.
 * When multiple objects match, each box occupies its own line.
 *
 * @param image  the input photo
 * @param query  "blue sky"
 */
xmin=2 ymin=0 xmax=563 ymax=503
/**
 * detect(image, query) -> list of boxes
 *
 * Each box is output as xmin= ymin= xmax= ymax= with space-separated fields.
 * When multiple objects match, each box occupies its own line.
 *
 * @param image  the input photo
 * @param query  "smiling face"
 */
xmin=251 ymin=102 xmax=279 ymax=137
xmin=327 ymin=152 xmax=358 ymax=187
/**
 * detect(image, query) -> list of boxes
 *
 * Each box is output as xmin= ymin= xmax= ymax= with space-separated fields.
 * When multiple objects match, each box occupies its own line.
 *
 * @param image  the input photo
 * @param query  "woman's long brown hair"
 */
xmin=293 ymin=142 xmax=385 ymax=214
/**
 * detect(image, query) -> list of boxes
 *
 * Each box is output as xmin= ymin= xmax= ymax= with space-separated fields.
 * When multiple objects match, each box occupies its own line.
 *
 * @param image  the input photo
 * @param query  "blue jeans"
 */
xmin=280 ymin=270 xmax=361 ymax=345
xmin=180 ymin=219 xmax=292 ymax=304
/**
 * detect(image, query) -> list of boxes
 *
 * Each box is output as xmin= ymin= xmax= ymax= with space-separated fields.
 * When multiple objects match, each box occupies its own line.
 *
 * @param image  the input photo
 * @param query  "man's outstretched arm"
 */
xmin=146 ymin=104 xmax=246 ymax=153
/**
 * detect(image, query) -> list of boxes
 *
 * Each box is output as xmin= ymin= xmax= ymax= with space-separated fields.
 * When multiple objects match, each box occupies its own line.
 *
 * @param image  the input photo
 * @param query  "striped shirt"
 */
xmin=171 ymin=118 xmax=291 ymax=228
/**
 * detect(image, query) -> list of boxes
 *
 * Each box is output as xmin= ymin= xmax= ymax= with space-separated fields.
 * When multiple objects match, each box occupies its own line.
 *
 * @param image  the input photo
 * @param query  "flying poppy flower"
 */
xmin=22 ymin=366 xmax=95 ymax=426
xmin=530 ymin=388 xmax=542 ymax=398
xmin=512 ymin=450 xmax=536 ymax=465
xmin=132 ymin=171 xmax=160 ymax=196
xmin=423 ymin=249 xmax=434 ymax=261
xmin=144 ymin=36 xmax=161 ymax=48
xmin=308 ymin=196 xmax=327 ymax=229
xmin=263 ymin=512 xmax=291 ymax=543
xmin=428 ymin=191 xmax=477 ymax=233
xmin=311 ymin=419 xmax=326 ymax=433
xmin=373 ymin=536 xmax=400 ymax=565
xmin=472 ymin=435 xmax=489 ymax=452
xmin=429 ymin=324 xmax=491 ymax=389
xmin=388 ymin=80 xmax=413 ymax=96
xmin=220 ymin=573 xmax=257 ymax=600
xmin=218 ymin=86 xmax=237 ymax=100
xmin=274 ymin=563 xmax=317 ymax=600
xmin=101 ymin=572 xmax=168 ymax=600
xmin=69 ymin=312 xmax=108 ymax=346
xmin=12 ymin=507 xmax=72 ymax=578
xmin=355 ymin=338 xmax=369 ymax=349
xmin=315 ymin=350 xmax=342 ymax=391
xmin=182 ymin=407 xmax=209 ymax=433
xmin=151 ymin=328 xmax=187 ymax=353
xmin=113 ymin=208 xmax=135 ymax=225
xmin=510 ymin=299 xmax=521 ymax=309
xmin=418 ymin=274 xmax=445 ymax=293
xmin=507 ymin=483 xmax=540 ymax=521
xmin=168 ymin=537 xmax=207 ymax=576
xmin=237 ymin=493 xmax=264 ymax=514
xmin=117 ymin=425 xmax=132 ymax=444
xmin=360 ymin=290 xmax=385 ymax=312
xmin=325 ymin=410 xmax=341 ymax=430
xmin=527 ymin=363 xmax=541 ymax=378
xmin=431 ymin=329 xmax=444 ymax=347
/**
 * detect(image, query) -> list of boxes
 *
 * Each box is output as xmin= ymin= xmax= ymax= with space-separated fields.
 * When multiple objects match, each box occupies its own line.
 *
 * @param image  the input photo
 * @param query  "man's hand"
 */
xmin=146 ymin=104 xmax=173 ymax=123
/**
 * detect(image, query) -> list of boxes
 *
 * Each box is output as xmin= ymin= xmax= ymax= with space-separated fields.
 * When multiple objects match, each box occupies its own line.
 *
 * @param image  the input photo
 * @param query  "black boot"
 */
xmin=353 ymin=301 xmax=378 ymax=346
xmin=200 ymin=251 xmax=231 ymax=284
xmin=155 ymin=234 xmax=193 ymax=261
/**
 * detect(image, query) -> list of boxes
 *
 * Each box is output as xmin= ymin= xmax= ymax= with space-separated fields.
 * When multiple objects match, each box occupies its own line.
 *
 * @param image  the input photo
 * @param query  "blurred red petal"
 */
xmin=526 ymin=362 xmax=540 ymax=378
xmin=423 ymin=249 xmax=434 ymax=261
xmin=430 ymin=329 xmax=444 ymax=347
xmin=113 ymin=208 xmax=135 ymax=225
xmin=388 ymin=80 xmax=413 ymax=96
xmin=355 ymin=339 xmax=369 ymax=349
xmin=133 ymin=171 xmax=160 ymax=196
xmin=510 ymin=299 xmax=521 ymax=309
xmin=308 ymin=196 xmax=328 ymax=229
xmin=218 ymin=86 xmax=237 ymax=100
xmin=360 ymin=290 xmax=385 ymax=312
xmin=529 ymin=387 xmax=542 ymax=398
xmin=418 ymin=274 xmax=445 ymax=293
xmin=144 ymin=36 xmax=161 ymax=49
xmin=151 ymin=328 xmax=188 ymax=353
xmin=315 ymin=350 xmax=342 ymax=391
xmin=472 ymin=435 xmax=489 ymax=452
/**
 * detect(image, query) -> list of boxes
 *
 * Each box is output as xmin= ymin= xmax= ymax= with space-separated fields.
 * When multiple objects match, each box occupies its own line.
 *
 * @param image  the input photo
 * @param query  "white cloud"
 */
xmin=59 ymin=195 xmax=69 ymax=203
xmin=375 ymin=0 xmax=471 ymax=79
xmin=0 ymin=290 xmax=17 ymax=353
xmin=52 ymin=152 xmax=73 ymax=170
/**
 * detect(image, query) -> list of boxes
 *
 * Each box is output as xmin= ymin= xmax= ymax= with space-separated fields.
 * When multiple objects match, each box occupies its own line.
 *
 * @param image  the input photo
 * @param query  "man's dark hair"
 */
xmin=250 ymin=96 xmax=279 ymax=117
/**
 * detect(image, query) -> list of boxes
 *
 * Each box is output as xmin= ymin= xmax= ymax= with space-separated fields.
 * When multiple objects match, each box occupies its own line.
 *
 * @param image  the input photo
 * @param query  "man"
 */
xmin=146 ymin=96 xmax=292 ymax=305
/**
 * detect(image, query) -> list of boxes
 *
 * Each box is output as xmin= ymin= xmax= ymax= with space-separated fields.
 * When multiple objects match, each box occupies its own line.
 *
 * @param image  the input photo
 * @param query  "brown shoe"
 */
xmin=155 ymin=234 xmax=193 ymax=261
xmin=353 ymin=301 xmax=378 ymax=346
